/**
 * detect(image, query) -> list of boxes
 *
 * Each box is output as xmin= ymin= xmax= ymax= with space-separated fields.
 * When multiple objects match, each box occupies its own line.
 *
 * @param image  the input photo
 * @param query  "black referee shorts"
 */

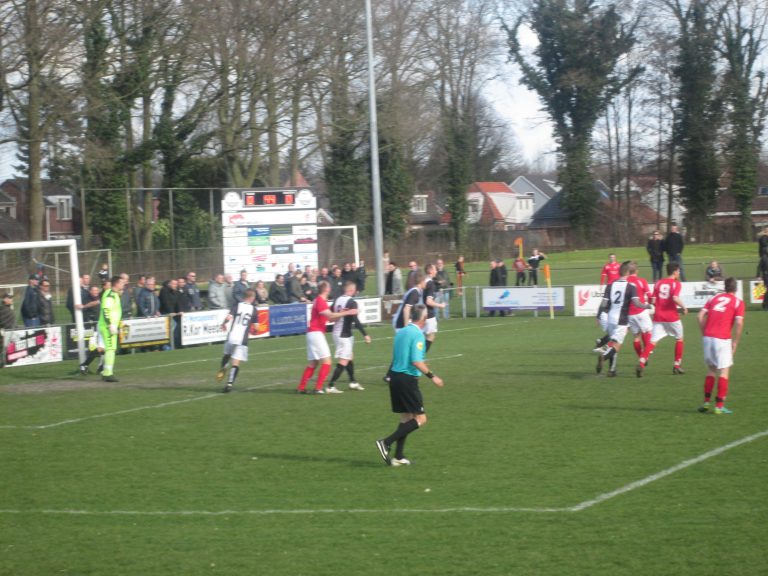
xmin=389 ymin=371 xmax=425 ymax=414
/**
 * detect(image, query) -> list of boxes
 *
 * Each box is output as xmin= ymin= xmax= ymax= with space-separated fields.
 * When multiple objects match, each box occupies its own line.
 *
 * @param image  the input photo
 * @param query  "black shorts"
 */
xmin=389 ymin=372 xmax=425 ymax=414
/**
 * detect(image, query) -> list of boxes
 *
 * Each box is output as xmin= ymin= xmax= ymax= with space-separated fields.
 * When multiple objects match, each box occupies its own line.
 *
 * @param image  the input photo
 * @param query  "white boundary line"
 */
xmin=0 ymin=355 xmax=464 ymax=430
xmin=0 ymin=427 xmax=765 ymax=516
xmin=568 ymin=427 xmax=768 ymax=511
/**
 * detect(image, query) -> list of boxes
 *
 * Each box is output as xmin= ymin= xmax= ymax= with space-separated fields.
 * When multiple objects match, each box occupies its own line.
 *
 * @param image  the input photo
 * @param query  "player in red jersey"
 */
xmin=626 ymin=261 xmax=653 ymax=371
xmin=600 ymin=253 xmax=621 ymax=287
xmin=637 ymin=262 xmax=688 ymax=376
xmin=297 ymin=281 xmax=358 ymax=394
xmin=697 ymin=277 xmax=744 ymax=414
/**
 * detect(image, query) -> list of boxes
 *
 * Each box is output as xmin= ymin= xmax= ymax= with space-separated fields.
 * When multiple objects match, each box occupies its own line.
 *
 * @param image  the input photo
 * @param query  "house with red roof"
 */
xmin=466 ymin=181 xmax=534 ymax=230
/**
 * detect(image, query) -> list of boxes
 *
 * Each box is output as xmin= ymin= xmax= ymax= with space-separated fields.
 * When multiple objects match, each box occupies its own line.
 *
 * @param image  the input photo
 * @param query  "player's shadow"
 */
xmin=246 ymin=451 xmax=381 ymax=468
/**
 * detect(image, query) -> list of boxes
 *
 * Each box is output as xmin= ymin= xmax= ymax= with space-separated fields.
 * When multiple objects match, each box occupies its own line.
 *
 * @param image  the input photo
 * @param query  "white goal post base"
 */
xmin=2 ymin=240 xmax=86 ymax=363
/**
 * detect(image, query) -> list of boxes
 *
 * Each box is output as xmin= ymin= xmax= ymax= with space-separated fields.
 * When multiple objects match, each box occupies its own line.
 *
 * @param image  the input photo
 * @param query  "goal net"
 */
xmin=317 ymin=225 xmax=361 ymax=269
xmin=0 ymin=240 xmax=87 ymax=363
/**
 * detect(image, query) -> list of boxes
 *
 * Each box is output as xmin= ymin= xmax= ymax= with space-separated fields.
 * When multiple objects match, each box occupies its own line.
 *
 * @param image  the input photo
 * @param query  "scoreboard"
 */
xmin=221 ymin=188 xmax=318 ymax=282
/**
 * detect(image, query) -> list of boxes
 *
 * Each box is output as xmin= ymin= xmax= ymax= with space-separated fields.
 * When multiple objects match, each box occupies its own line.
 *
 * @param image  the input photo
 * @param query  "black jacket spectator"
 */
xmin=646 ymin=237 xmax=664 ymax=263
xmin=159 ymin=282 xmax=181 ymax=315
xmin=136 ymin=286 xmax=160 ymax=317
xmin=269 ymin=277 xmax=289 ymax=304
xmin=21 ymin=280 xmax=40 ymax=325
xmin=286 ymin=274 xmax=304 ymax=302
xmin=665 ymin=230 xmax=684 ymax=258
xmin=1 ymin=294 xmax=16 ymax=329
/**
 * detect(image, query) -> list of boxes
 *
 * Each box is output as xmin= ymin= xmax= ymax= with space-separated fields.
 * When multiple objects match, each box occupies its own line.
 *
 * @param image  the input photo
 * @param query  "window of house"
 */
xmin=469 ymin=200 xmax=480 ymax=216
xmin=411 ymin=195 xmax=427 ymax=213
xmin=759 ymin=186 xmax=768 ymax=196
xmin=57 ymin=197 xmax=72 ymax=221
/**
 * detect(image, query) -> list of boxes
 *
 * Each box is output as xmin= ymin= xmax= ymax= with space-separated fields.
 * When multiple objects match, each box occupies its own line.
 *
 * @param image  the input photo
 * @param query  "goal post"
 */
xmin=317 ymin=225 xmax=360 ymax=267
xmin=1 ymin=239 xmax=86 ymax=362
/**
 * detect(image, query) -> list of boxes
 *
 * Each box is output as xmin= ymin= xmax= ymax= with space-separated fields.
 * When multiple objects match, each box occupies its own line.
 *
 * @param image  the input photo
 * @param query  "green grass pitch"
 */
xmin=2 ymin=312 xmax=767 ymax=575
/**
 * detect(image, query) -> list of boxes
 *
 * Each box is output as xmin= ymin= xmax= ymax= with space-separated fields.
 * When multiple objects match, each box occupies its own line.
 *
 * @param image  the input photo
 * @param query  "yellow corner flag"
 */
xmin=544 ymin=264 xmax=554 ymax=319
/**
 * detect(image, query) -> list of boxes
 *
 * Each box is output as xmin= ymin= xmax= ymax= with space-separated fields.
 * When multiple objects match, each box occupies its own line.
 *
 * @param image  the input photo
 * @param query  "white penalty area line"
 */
xmin=0 ymin=355 xmax=463 ymax=431
xmin=1 ymin=427 xmax=765 ymax=517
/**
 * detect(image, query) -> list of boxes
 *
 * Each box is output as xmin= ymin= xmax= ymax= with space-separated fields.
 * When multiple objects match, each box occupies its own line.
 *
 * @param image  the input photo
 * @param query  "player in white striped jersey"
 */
xmin=327 ymin=281 xmax=371 ymax=392
xmin=594 ymin=262 xmax=652 ymax=377
xmin=216 ymin=289 xmax=259 ymax=393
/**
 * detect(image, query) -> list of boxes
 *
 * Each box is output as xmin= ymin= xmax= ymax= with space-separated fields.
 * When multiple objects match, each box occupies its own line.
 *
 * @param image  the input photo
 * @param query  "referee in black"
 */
xmin=376 ymin=304 xmax=444 ymax=466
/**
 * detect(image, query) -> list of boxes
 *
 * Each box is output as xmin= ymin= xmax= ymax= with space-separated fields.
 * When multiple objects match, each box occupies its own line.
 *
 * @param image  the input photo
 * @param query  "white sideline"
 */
xmin=568 ymin=427 xmax=768 ymax=512
xmin=0 ymin=355 xmax=463 ymax=430
xmin=0 ymin=427 xmax=765 ymax=517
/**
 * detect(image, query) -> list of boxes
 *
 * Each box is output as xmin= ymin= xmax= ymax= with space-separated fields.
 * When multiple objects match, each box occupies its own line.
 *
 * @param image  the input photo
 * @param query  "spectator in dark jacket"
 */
xmin=184 ymin=271 xmax=203 ymax=311
xmin=66 ymin=274 xmax=92 ymax=322
xmin=21 ymin=276 xmax=41 ymax=327
xmin=286 ymin=270 xmax=306 ymax=303
xmin=232 ymin=270 xmax=250 ymax=303
xmin=78 ymin=285 xmax=102 ymax=324
xmin=38 ymin=280 xmax=55 ymax=325
xmin=353 ymin=261 xmax=366 ymax=294
xmin=646 ymin=230 xmax=665 ymax=282
xmin=136 ymin=277 xmax=161 ymax=318
xmin=665 ymin=225 xmax=686 ymax=281
xmin=269 ymin=275 xmax=289 ymax=304
xmin=159 ymin=279 xmax=181 ymax=316
xmin=1 ymin=293 xmax=16 ymax=330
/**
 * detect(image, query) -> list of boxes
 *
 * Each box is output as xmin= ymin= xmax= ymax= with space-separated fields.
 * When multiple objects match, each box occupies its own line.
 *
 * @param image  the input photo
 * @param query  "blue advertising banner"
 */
xmin=268 ymin=303 xmax=308 ymax=336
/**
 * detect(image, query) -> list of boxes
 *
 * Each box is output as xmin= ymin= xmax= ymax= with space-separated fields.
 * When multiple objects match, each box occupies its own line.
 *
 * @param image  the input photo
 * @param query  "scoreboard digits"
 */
xmin=245 ymin=191 xmax=296 ymax=207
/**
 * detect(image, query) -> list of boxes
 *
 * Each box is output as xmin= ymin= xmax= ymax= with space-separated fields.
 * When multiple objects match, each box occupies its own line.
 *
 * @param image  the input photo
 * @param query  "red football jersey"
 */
xmin=702 ymin=293 xmax=744 ymax=339
xmin=652 ymin=277 xmax=682 ymax=322
xmin=601 ymin=262 xmax=621 ymax=285
xmin=309 ymin=295 xmax=329 ymax=332
xmin=627 ymin=274 xmax=651 ymax=315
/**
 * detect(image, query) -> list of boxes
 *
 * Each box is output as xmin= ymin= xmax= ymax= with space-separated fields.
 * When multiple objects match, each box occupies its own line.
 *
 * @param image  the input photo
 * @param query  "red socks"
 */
xmin=298 ymin=366 xmax=316 ymax=391
xmin=633 ymin=339 xmax=642 ymax=357
xmin=674 ymin=340 xmax=684 ymax=365
xmin=315 ymin=363 xmax=331 ymax=390
xmin=716 ymin=377 xmax=729 ymax=408
xmin=704 ymin=375 xmax=715 ymax=400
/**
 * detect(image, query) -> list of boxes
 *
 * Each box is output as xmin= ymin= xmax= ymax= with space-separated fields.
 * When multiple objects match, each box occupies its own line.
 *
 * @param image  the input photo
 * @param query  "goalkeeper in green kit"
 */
xmin=98 ymin=275 xmax=126 ymax=382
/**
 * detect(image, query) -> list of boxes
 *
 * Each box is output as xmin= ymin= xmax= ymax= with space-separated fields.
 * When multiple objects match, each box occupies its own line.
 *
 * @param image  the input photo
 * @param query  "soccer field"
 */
xmin=2 ymin=314 xmax=767 ymax=575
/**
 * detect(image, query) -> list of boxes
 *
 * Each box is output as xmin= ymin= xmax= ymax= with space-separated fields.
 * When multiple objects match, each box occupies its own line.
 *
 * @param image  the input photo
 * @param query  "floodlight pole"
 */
xmin=365 ymin=0 xmax=385 ymax=296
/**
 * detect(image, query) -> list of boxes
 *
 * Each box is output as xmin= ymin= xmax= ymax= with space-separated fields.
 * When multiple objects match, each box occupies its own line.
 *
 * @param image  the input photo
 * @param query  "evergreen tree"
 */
xmin=378 ymin=136 xmax=413 ymax=241
xmin=506 ymin=0 xmax=639 ymax=242
xmin=669 ymin=0 xmax=722 ymax=239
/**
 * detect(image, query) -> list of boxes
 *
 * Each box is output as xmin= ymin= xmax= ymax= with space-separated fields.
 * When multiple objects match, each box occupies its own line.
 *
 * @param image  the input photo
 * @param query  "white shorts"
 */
xmin=333 ymin=334 xmax=354 ymax=360
xmin=598 ymin=311 xmax=608 ymax=332
xmin=224 ymin=341 xmax=249 ymax=362
xmin=702 ymin=336 xmax=733 ymax=369
xmin=423 ymin=317 xmax=438 ymax=335
xmin=628 ymin=311 xmax=652 ymax=335
xmin=651 ymin=320 xmax=684 ymax=343
xmin=306 ymin=331 xmax=331 ymax=361
xmin=607 ymin=323 xmax=628 ymax=345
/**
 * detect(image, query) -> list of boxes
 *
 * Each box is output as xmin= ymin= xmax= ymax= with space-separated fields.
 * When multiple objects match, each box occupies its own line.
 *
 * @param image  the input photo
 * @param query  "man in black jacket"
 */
xmin=646 ymin=230 xmax=665 ymax=282
xmin=665 ymin=225 xmax=686 ymax=281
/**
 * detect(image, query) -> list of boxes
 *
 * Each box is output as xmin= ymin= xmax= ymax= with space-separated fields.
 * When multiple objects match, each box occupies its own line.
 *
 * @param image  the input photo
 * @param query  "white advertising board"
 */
xmin=3 ymin=326 xmax=63 ymax=367
xmin=355 ymin=298 xmax=382 ymax=324
xmin=482 ymin=287 xmax=565 ymax=311
xmin=748 ymin=280 xmax=765 ymax=304
xmin=221 ymin=188 xmax=319 ymax=283
xmin=120 ymin=317 xmax=171 ymax=348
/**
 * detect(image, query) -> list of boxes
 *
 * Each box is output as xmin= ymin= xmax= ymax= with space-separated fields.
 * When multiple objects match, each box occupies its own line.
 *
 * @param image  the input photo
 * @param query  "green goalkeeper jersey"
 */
xmin=98 ymin=288 xmax=123 ymax=330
